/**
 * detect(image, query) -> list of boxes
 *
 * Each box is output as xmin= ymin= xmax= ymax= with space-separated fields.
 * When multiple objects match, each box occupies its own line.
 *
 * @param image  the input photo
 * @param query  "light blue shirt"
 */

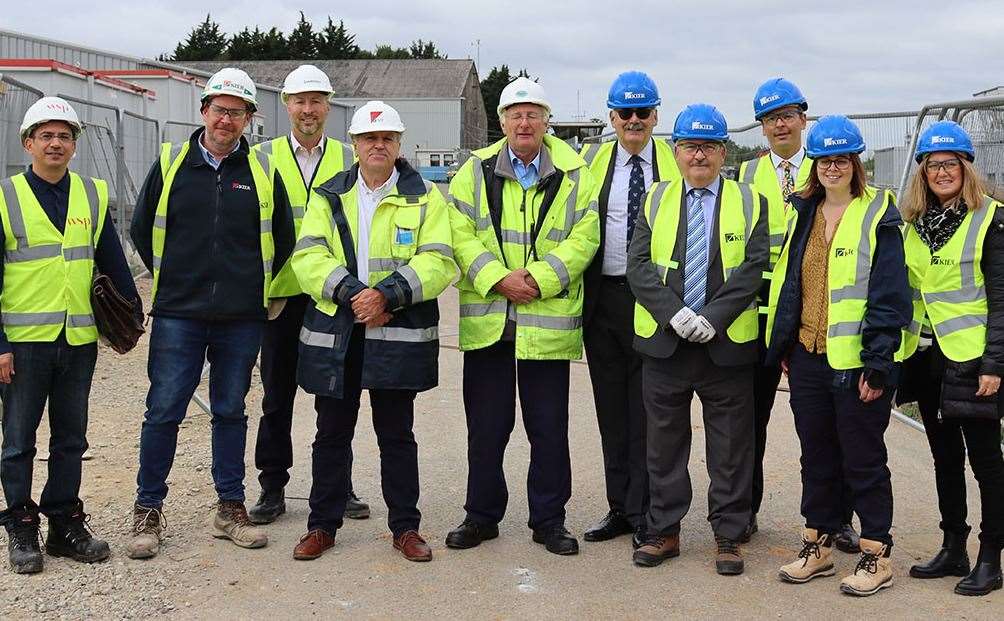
xmin=197 ymin=131 xmax=240 ymax=169
xmin=508 ymin=146 xmax=541 ymax=190
xmin=683 ymin=176 xmax=722 ymax=251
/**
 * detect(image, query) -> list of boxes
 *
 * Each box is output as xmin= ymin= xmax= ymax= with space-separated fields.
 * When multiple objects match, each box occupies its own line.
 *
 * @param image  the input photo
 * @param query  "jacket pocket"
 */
xmin=940 ymin=357 xmax=1001 ymax=420
xmin=390 ymin=208 xmax=421 ymax=259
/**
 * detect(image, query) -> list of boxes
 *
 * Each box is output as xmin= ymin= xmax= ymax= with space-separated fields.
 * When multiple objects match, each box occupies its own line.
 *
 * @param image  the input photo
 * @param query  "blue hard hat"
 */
xmin=915 ymin=120 xmax=975 ymax=163
xmin=805 ymin=115 xmax=865 ymax=158
xmin=672 ymin=103 xmax=728 ymax=142
xmin=607 ymin=71 xmax=661 ymax=109
xmin=753 ymin=78 xmax=808 ymax=120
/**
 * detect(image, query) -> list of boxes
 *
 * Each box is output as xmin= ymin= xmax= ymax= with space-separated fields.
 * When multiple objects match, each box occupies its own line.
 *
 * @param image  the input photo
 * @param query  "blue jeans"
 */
xmin=1 ymin=336 xmax=97 ymax=515
xmin=136 ymin=317 xmax=263 ymax=508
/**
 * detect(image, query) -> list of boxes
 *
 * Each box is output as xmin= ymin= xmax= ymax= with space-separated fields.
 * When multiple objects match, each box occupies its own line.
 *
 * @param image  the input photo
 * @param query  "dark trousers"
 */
xmin=254 ymin=294 xmax=357 ymax=496
xmin=909 ymin=343 xmax=1004 ymax=549
xmin=788 ymin=344 xmax=894 ymax=546
xmin=462 ymin=341 xmax=571 ymax=530
xmin=307 ymin=326 xmax=419 ymax=537
xmin=643 ymin=343 xmax=754 ymax=541
xmin=584 ymin=277 xmax=649 ymax=527
xmin=136 ymin=317 xmax=263 ymax=508
xmin=0 ymin=336 xmax=96 ymax=515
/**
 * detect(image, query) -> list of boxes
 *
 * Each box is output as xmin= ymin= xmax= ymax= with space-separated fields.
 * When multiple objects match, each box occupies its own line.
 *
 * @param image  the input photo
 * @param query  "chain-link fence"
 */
xmin=0 ymin=74 xmax=42 ymax=178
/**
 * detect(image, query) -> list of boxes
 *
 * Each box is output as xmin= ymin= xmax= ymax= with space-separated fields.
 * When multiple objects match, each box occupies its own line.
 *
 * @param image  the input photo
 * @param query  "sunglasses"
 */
xmin=615 ymin=108 xmax=654 ymax=121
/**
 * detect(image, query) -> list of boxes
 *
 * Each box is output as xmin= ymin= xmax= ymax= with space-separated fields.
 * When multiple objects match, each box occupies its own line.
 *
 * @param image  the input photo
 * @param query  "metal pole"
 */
xmin=115 ymin=107 xmax=127 ymax=248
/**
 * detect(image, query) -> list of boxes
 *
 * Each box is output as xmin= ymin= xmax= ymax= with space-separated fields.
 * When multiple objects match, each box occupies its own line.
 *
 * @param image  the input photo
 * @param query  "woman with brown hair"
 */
xmin=898 ymin=120 xmax=1004 ymax=597
xmin=764 ymin=115 xmax=912 ymax=596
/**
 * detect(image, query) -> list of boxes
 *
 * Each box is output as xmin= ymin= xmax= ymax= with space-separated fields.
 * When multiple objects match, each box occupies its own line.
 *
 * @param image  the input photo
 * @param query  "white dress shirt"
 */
xmin=602 ymin=140 xmax=654 ymax=276
xmin=355 ymin=167 xmax=399 ymax=287
xmin=769 ymin=147 xmax=805 ymax=189
xmin=290 ymin=133 xmax=326 ymax=186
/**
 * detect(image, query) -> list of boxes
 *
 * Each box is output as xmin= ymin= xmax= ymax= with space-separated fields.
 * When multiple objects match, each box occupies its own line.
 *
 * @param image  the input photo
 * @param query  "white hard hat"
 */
xmin=281 ymin=64 xmax=334 ymax=103
xmin=497 ymin=77 xmax=551 ymax=117
xmin=20 ymin=96 xmax=82 ymax=141
xmin=348 ymin=101 xmax=406 ymax=135
xmin=202 ymin=67 xmax=257 ymax=109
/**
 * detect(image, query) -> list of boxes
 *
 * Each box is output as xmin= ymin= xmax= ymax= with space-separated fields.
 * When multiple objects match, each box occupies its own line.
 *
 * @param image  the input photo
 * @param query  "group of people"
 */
xmin=0 ymin=62 xmax=1001 ymax=600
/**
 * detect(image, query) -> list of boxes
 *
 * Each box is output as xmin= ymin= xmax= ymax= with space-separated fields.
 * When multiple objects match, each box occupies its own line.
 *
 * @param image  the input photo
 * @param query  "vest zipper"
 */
xmin=210 ymin=169 xmax=222 ymax=304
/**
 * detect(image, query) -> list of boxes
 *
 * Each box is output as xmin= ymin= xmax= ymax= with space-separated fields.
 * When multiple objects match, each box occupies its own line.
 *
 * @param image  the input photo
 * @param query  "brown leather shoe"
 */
xmin=393 ymin=530 xmax=432 ymax=562
xmin=632 ymin=533 xmax=680 ymax=567
xmin=715 ymin=535 xmax=744 ymax=575
xmin=293 ymin=529 xmax=335 ymax=560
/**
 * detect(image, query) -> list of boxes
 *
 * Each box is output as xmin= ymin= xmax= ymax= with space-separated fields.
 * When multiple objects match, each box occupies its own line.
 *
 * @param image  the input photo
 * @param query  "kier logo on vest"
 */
xmin=232 ymin=182 xmax=252 ymax=192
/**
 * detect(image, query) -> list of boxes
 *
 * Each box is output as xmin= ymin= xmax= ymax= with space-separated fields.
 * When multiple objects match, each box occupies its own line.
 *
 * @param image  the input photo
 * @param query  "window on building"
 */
xmin=430 ymin=154 xmax=441 ymax=167
xmin=444 ymin=154 xmax=455 ymax=165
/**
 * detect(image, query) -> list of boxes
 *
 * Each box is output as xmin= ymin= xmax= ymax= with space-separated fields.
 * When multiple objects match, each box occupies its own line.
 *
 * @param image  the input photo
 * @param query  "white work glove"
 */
xmin=688 ymin=315 xmax=716 ymax=343
xmin=670 ymin=307 xmax=698 ymax=339
xmin=917 ymin=335 xmax=932 ymax=352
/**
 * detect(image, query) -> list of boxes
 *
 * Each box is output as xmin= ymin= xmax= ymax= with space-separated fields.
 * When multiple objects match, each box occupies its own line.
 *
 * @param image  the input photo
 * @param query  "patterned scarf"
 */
xmin=914 ymin=197 xmax=967 ymax=252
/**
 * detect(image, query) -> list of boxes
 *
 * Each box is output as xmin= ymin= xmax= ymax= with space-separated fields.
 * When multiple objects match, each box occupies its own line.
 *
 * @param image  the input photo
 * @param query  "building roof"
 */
xmin=179 ymin=59 xmax=476 ymax=99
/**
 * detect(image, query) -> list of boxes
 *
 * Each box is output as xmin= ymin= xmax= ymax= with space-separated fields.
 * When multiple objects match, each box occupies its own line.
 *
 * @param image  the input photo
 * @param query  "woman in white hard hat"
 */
xmin=898 ymin=120 xmax=1004 ymax=597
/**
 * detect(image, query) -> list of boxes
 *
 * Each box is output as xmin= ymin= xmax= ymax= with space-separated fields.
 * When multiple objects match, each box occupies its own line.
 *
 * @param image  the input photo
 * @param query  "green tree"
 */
xmin=226 ymin=27 xmax=257 ymax=60
xmin=170 ymin=14 xmax=227 ymax=61
xmin=372 ymin=44 xmax=412 ymax=59
xmin=315 ymin=17 xmax=359 ymax=59
xmin=286 ymin=11 xmax=317 ymax=59
xmin=480 ymin=65 xmax=531 ymax=141
xmin=409 ymin=39 xmax=446 ymax=59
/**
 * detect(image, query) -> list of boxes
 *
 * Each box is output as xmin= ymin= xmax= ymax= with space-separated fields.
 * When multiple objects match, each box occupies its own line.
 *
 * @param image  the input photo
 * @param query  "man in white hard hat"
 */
xmin=247 ymin=64 xmax=370 ymax=525
xmin=127 ymin=67 xmax=295 ymax=559
xmin=289 ymin=101 xmax=453 ymax=562
xmin=0 ymin=97 xmax=139 ymax=573
xmin=445 ymin=78 xmax=599 ymax=555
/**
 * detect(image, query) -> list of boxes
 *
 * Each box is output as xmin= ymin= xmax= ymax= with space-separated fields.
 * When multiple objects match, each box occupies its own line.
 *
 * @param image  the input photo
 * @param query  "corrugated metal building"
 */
xmin=181 ymin=59 xmax=488 ymax=161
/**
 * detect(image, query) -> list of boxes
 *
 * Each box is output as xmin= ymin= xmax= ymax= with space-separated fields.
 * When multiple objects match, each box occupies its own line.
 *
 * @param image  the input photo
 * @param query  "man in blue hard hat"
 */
xmin=739 ymin=78 xmax=860 ymax=553
xmin=627 ymin=104 xmax=768 ymax=575
xmin=579 ymin=71 xmax=681 ymax=548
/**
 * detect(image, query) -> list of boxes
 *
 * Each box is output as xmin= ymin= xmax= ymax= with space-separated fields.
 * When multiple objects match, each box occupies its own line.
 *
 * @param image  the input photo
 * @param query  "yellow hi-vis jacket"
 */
xmin=632 ymin=178 xmax=762 ymax=344
xmin=739 ymin=152 xmax=812 ymax=268
xmin=579 ymin=138 xmax=681 ymax=187
xmin=0 ymin=172 xmax=107 ymax=344
xmin=291 ymin=160 xmax=454 ymax=397
xmin=448 ymin=135 xmax=599 ymax=360
xmin=766 ymin=186 xmax=900 ymax=369
xmin=253 ymin=136 xmax=354 ymax=298
xmin=152 ymin=141 xmax=276 ymax=308
xmin=901 ymin=195 xmax=999 ymax=361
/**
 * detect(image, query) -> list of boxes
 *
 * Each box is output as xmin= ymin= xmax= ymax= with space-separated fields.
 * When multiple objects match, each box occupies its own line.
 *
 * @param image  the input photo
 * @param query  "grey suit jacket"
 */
xmin=626 ymin=176 xmax=769 ymax=366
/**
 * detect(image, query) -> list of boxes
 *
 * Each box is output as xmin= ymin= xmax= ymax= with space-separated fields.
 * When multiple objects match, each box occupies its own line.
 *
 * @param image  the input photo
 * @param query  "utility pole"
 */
xmin=471 ymin=39 xmax=480 ymax=71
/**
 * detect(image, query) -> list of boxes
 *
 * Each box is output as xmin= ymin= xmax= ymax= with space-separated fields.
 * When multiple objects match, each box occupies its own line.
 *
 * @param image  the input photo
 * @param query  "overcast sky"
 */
xmin=6 ymin=0 xmax=1004 ymax=130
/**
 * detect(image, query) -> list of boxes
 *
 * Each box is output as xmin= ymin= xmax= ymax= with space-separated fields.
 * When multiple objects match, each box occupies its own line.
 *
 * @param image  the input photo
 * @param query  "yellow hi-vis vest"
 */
xmin=633 ymin=178 xmax=760 ymax=344
xmin=579 ymin=138 xmax=681 ymax=185
xmin=0 ymin=172 xmax=107 ymax=344
xmin=254 ymin=136 xmax=354 ymax=297
xmin=765 ymin=186 xmax=898 ymax=369
xmin=901 ymin=195 xmax=998 ymax=361
xmin=152 ymin=142 xmax=275 ymax=308
xmin=739 ymin=152 xmax=812 ymax=270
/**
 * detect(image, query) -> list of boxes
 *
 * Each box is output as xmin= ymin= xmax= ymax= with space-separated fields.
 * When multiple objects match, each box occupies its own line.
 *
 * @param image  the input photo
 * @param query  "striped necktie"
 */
xmin=683 ymin=188 xmax=709 ymax=313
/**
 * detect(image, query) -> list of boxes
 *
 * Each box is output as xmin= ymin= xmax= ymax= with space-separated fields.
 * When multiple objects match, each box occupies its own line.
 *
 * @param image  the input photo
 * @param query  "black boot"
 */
xmin=910 ymin=527 xmax=971 ymax=579
xmin=955 ymin=545 xmax=1003 ymax=596
xmin=2 ymin=504 xmax=43 ymax=574
xmin=248 ymin=489 xmax=285 ymax=525
xmin=45 ymin=502 xmax=111 ymax=563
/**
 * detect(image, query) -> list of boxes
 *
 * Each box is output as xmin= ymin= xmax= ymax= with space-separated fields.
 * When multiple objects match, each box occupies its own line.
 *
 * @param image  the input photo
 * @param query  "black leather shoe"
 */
xmin=344 ymin=492 xmax=370 ymax=520
xmin=583 ymin=510 xmax=633 ymax=542
xmin=248 ymin=489 xmax=285 ymax=525
xmin=632 ymin=526 xmax=646 ymax=550
xmin=44 ymin=503 xmax=110 ymax=564
xmin=955 ymin=545 xmax=1003 ymax=596
xmin=833 ymin=523 xmax=860 ymax=554
xmin=910 ymin=528 xmax=971 ymax=579
xmin=740 ymin=515 xmax=758 ymax=544
xmin=532 ymin=526 xmax=579 ymax=556
xmin=445 ymin=520 xmax=499 ymax=549
xmin=3 ymin=506 xmax=43 ymax=574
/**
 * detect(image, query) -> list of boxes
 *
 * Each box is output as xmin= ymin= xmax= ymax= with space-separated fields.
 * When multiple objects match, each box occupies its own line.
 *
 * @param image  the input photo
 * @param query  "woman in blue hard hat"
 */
xmin=764 ymin=115 xmax=912 ymax=596
xmin=897 ymin=120 xmax=1004 ymax=597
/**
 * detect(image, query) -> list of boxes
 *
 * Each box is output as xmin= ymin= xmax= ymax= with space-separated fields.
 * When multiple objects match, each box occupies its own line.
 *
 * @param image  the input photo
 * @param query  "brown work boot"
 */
xmin=779 ymin=529 xmax=836 ymax=583
xmin=293 ymin=529 xmax=335 ymax=560
xmin=840 ymin=538 xmax=893 ymax=596
xmin=632 ymin=532 xmax=680 ymax=567
xmin=212 ymin=501 xmax=268 ymax=549
xmin=715 ymin=535 xmax=744 ymax=575
xmin=127 ymin=504 xmax=165 ymax=560
xmin=393 ymin=530 xmax=432 ymax=562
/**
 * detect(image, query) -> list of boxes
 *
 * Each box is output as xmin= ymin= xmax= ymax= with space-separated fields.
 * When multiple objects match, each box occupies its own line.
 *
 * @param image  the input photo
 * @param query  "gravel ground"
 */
xmin=1 ymin=278 xmax=1002 ymax=619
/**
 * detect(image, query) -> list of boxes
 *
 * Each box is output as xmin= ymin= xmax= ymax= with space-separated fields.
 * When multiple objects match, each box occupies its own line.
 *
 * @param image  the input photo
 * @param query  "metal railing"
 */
xmin=0 ymin=74 xmax=43 ymax=177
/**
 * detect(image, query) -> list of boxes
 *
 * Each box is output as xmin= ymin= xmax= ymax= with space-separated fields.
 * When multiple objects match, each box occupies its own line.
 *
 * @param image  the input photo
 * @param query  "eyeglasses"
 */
xmin=505 ymin=111 xmax=545 ymax=123
xmin=33 ymin=131 xmax=75 ymax=144
xmin=208 ymin=104 xmax=249 ymax=120
xmin=925 ymin=158 xmax=962 ymax=174
xmin=677 ymin=142 xmax=722 ymax=156
xmin=615 ymin=108 xmax=654 ymax=121
xmin=761 ymin=110 xmax=801 ymax=125
xmin=818 ymin=157 xmax=852 ymax=171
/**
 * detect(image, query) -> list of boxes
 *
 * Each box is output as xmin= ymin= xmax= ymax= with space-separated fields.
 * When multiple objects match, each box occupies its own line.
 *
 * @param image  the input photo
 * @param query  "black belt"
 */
xmin=602 ymin=275 xmax=629 ymax=285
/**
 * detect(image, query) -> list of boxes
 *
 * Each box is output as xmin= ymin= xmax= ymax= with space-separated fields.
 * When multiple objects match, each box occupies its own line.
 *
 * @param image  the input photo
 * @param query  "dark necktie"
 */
xmin=626 ymin=154 xmax=645 ymax=248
